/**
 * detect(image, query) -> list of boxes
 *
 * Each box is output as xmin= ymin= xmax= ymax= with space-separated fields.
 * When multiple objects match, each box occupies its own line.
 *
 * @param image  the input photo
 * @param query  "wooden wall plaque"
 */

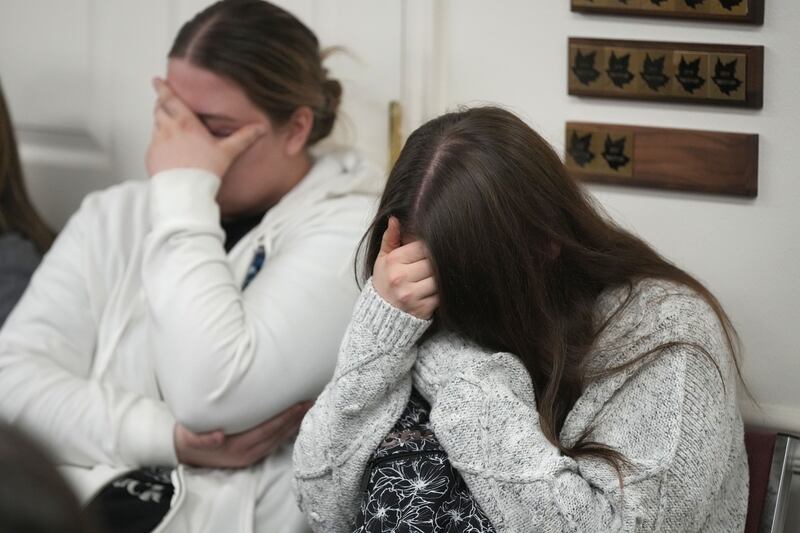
xmin=565 ymin=122 xmax=758 ymax=196
xmin=568 ymin=38 xmax=764 ymax=108
xmin=571 ymin=0 xmax=765 ymax=25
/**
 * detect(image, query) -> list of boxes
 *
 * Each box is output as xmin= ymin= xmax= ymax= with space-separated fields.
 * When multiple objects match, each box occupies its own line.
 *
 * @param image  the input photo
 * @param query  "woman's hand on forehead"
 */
xmin=146 ymin=77 xmax=266 ymax=178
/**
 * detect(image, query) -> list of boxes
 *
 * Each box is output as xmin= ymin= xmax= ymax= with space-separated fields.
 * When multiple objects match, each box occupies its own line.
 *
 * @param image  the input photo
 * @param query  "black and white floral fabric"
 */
xmin=353 ymin=389 xmax=496 ymax=533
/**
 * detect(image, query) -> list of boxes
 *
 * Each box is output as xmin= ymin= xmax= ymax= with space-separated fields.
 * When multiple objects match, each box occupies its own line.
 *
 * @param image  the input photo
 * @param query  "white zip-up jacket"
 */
xmin=0 ymin=148 xmax=381 ymax=533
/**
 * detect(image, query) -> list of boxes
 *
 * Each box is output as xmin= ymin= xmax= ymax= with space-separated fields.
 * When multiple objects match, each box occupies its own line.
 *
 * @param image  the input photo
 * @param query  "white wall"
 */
xmin=435 ymin=0 xmax=800 ymax=434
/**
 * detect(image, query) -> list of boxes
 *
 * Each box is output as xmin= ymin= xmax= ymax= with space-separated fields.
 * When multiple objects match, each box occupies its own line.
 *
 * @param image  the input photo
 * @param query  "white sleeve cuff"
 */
xmin=149 ymin=168 xmax=221 ymax=227
xmin=118 ymin=397 xmax=178 ymax=467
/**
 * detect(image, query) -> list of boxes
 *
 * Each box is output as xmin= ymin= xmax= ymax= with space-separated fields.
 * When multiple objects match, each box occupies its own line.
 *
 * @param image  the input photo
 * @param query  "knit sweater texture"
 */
xmin=293 ymin=278 xmax=748 ymax=532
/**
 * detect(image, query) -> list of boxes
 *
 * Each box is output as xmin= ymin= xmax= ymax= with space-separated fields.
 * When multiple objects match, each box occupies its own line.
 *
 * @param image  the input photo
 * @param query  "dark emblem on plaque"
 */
xmin=640 ymin=54 xmax=670 ymax=91
xmin=649 ymin=0 xmax=668 ymax=4
xmin=606 ymin=52 xmax=635 ymax=89
xmin=602 ymin=135 xmax=630 ymax=171
xmin=572 ymin=50 xmax=601 ymax=86
xmin=676 ymin=57 xmax=706 ymax=94
xmin=711 ymin=58 xmax=743 ymax=95
xmin=719 ymin=0 xmax=743 ymax=9
xmin=684 ymin=0 xmax=706 ymax=8
xmin=568 ymin=132 xmax=595 ymax=167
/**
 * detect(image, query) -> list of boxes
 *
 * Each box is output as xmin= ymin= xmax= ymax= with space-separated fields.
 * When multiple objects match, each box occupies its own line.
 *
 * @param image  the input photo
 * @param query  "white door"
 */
xmin=0 ymin=0 xmax=406 ymax=230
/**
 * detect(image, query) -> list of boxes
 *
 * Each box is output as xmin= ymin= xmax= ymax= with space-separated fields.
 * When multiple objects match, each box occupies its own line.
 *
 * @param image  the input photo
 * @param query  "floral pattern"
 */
xmin=353 ymin=389 xmax=496 ymax=533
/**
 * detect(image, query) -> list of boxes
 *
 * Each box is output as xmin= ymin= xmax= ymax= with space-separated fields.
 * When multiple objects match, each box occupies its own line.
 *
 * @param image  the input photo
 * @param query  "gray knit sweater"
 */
xmin=293 ymin=278 xmax=748 ymax=532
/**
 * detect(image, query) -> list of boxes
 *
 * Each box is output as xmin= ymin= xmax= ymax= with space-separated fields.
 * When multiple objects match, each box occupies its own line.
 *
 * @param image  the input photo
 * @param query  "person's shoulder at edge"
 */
xmin=0 ymin=232 xmax=41 ymax=272
xmin=0 ymin=233 xmax=43 ymax=327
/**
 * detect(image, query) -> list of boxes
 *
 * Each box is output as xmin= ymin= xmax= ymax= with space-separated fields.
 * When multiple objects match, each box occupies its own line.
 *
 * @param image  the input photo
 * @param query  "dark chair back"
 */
xmin=744 ymin=430 xmax=796 ymax=533
xmin=745 ymin=431 xmax=777 ymax=533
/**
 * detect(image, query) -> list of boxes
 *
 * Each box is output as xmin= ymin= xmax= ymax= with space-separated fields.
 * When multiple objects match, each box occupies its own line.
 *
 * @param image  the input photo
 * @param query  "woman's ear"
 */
xmin=284 ymin=106 xmax=314 ymax=156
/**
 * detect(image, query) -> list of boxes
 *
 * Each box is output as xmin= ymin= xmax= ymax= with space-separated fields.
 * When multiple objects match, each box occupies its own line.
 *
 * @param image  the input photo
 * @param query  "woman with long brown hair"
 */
xmin=0 ymin=1 xmax=380 ymax=532
xmin=294 ymin=106 xmax=748 ymax=532
xmin=0 ymin=82 xmax=54 ymax=326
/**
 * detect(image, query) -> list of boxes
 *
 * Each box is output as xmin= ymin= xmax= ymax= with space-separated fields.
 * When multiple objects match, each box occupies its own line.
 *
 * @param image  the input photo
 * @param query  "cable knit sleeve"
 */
xmin=428 ymin=329 xmax=744 ymax=532
xmin=292 ymin=279 xmax=431 ymax=532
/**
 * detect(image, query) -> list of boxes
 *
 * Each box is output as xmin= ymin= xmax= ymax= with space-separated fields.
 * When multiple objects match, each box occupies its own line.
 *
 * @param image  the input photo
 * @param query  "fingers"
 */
xmin=152 ymin=78 xmax=184 ymax=117
xmin=382 ymin=242 xmax=434 ymax=287
xmin=398 ymin=257 xmax=434 ymax=283
xmin=231 ymin=402 xmax=310 ymax=450
xmin=379 ymin=217 xmax=403 ymax=257
xmin=174 ymin=402 xmax=314 ymax=468
xmin=220 ymin=404 xmax=308 ymax=467
xmin=389 ymin=277 xmax=438 ymax=313
xmin=243 ymin=415 xmax=305 ymax=464
xmin=390 ymin=241 xmax=430 ymax=266
xmin=181 ymin=427 xmax=225 ymax=449
xmin=218 ymin=123 xmax=267 ymax=160
xmin=152 ymin=77 xmax=202 ymax=129
xmin=253 ymin=403 xmax=309 ymax=448
xmin=413 ymin=276 xmax=438 ymax=299
xmin=385 ymin=262 xmax=436 ymax=295
xmin=154 ymin=107 xmax=172 ymax=130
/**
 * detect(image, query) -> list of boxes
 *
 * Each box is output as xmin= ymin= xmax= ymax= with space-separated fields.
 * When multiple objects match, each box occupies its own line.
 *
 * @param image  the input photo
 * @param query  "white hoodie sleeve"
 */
xmin=0 ymin=197 xmax=177 ymax=468
xmin=143 ymin=168 xmax=366 ymax=434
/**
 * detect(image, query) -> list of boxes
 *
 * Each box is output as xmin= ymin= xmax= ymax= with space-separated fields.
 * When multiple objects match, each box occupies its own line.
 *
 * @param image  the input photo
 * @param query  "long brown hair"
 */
xmin=169 ymin=0 xmax=341 ymax=146
xmin=361 ymin=106 xmax=742 ymax=469
xmin=0 ymin=82 xmax=54 ymax=253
